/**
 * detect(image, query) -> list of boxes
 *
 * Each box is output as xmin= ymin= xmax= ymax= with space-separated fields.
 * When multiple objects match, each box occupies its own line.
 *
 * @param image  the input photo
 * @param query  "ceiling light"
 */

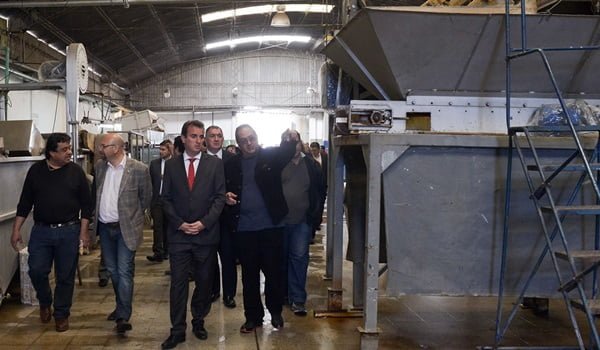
xmin=206 ymin=35 xmax=311 ymax=50
xmin=201 ymin=4 xmax=334 ymax=23
xmin=271 ymin=5 xmax=290 ymax=27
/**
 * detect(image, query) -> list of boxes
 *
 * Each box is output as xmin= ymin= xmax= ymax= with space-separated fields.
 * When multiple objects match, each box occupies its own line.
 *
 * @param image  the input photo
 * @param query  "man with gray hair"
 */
xmin=94 ymin=133 xmax=151 ymax=335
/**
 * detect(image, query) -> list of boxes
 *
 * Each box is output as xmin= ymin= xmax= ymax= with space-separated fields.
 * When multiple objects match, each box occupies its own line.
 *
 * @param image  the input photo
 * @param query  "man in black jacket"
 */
xmin=224 ymin=124 xmax=297 ymax=333
xmin=205 ymin=125 xmax=237 ymax=309
xmin=147 ymin=139 xmax=172 ymax=263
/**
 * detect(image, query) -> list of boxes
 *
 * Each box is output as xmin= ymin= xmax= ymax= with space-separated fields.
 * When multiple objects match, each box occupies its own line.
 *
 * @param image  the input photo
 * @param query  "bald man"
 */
xmin=93 ymin=133 xmax=151 ymax=335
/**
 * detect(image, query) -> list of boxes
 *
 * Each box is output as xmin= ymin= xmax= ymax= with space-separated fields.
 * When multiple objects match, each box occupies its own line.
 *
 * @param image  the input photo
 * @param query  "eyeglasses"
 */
xmin=100 ymin=144 xmax=117 ymax=150
xmin=237 ymin=135 xmax=256 ymax=145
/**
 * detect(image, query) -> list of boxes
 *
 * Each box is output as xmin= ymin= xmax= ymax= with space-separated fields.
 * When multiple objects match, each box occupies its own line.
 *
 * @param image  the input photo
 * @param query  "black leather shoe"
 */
xmin=146 ymin=254 xmax=163 ymax=263
xmin=210 ymin=293 xmax=220 ymax=303
xmin=116 ymin=319 xmax=132 ymax=334
xmin=107 ymin=310 xmax=117 ymax=321
xmin=240 ymin=320 xmax=262 ymax=333
xmin=161 ymin=334 xmax=185 ymax=349
xmin=271 ymin=314 xmax=284 ymax=329
xmin=98 ymin=278 xmax=108 ymax=287
xmin=223 ymin=296 xmax=236 ymax=309
xmin=193 ymin=326 xmax=208 ymax=340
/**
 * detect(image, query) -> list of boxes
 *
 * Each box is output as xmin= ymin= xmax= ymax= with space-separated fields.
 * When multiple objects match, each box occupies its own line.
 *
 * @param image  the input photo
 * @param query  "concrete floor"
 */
xmin=0 ymin=228 xmax=592 ymax=349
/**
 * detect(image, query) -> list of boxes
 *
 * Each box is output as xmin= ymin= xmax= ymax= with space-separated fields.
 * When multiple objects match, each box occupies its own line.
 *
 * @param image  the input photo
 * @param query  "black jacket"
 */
xmin=300 ymin=156 xmax=327 ymax=228
xmin=224 ymin=140 xmax=296 ymax=233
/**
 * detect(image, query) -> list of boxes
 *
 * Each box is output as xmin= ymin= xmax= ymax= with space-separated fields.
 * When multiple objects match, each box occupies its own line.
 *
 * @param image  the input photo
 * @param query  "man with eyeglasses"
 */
xmin=93 ymin=133 xmax=151 ymax=335
xmin=205 ymin=125 xmax=237 ymax=309
xmin=223 ymin=124 xmax=297 ymax=333
xmin=11 ymin=132 xmax=93 ymax=332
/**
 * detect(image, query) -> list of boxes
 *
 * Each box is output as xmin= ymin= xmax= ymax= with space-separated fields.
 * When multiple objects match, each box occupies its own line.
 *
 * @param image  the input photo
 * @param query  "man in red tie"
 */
xmin=160 ymin=120 xmax=226 ymax=349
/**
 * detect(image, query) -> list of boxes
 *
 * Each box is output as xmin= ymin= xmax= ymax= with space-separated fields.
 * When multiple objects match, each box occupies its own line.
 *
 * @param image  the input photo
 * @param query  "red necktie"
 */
xmin=187 ymin=158 xmax=196 ymax=190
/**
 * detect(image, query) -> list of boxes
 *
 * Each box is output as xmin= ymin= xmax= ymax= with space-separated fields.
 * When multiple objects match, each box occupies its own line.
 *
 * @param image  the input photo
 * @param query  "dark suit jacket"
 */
xmin=310 ymin=151 xmax=328 ymax=187
xmin=162 ymin=153 xmax=226 ymax=246
xmin=149 ymin=157 xmax=166 ymax=204
xmin=301 ymin=156 xmax=327 ymax=227
xmin=224 ymin=140 xmax=297 ymax=233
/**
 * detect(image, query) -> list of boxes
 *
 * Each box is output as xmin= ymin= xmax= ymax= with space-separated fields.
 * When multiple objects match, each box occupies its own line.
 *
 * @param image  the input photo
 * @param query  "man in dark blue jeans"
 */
xmin=280 ymin=130 xmax=325 ymax=316
xmin=11 ymin=132 xmax=93 ymax=332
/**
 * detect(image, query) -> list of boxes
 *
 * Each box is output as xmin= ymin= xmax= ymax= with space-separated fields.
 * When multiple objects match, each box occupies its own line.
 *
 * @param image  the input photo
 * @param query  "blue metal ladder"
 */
xmin=490 ymin=1 xmax=600 ymax=349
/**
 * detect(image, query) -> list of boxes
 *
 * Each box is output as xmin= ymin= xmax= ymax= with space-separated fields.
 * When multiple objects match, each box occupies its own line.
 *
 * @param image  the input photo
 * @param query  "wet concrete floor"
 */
xmin=0 ymin=228 xmax=589 ymax=349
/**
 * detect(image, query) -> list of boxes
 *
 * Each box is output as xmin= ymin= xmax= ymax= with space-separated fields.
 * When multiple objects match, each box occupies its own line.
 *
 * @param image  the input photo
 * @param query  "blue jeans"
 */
xmin=99 ymin=223 xmax=136 ymax=321
xmin=28 ymin=224 xmax=80 ymax=320
xmin=282 ymin=222 xmax=311 ymax=304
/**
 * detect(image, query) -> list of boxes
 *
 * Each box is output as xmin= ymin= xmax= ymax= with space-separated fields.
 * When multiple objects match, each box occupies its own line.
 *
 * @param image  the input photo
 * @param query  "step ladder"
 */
xmin=483 ymin=0 xmax=600 ymax=346
xmin=492 ymin=123 xmax=600 ymax=349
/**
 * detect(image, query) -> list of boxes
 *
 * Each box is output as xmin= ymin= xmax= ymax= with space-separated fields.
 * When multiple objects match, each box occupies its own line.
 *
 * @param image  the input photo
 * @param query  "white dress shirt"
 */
xmin=207 ymin=149 xmax=223 ymax=160
xmin=159 ymin=158 xmax=166 ymax=195
xmin=184 ymin=151 xmax=201 ymax=178
xmin=99 ymin=155 xmax=126 ymax=223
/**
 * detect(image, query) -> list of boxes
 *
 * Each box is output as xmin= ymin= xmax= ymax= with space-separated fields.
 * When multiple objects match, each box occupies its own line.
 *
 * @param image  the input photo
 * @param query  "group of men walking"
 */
xmin=10 ymin=121 xmax=327 ymax=349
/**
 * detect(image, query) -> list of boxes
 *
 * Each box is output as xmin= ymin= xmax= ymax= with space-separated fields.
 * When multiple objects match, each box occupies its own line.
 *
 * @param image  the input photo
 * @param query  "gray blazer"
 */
xmin=94 ymin=157 xmax=152 ymax=251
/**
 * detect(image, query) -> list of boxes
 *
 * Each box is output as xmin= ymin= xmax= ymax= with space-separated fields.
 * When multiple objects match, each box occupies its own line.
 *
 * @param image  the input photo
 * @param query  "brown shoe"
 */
xmin=39 ymin=306 xmax=52 ymax=323
xmin=55 ymin=318 xmax=69 ymax=332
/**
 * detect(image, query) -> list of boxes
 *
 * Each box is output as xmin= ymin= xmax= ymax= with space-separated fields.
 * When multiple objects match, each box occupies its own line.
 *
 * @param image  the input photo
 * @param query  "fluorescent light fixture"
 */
xmin=27 ymin=31 xmax=67 ymax=56
xmin=206 ymin=35 xmax=311 ymax=50
xmin=88 ymin=67 xmax=102 ymax=77
xmin=202 ymin=4 xmax=334 ymax=23
xmin=243 ymin=105 xmax=260 ymax=111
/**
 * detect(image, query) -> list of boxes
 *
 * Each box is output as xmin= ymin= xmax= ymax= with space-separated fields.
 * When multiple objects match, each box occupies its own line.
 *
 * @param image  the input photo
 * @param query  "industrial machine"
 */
xmin=321 ymin=7 xmax=600 ymax=348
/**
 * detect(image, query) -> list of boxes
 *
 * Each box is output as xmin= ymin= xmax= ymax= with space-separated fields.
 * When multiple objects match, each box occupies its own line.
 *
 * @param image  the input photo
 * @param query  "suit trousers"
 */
xmin=169 ymin=242 xmax=217 ymax=336
xmin=150 ymin=200 xmax=168 ymax=257
xmin=212 ymin=226 xmax=238 ymax=299
xmin=234 ymin=227 xmax=284 ymax=323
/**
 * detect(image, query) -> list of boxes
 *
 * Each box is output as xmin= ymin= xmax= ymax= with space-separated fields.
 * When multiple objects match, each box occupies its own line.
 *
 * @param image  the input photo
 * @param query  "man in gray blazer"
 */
xmin=94 ymin=133 xmax=151 ymax=334
xmin=160 ymin=120 xmax=226 ymax=349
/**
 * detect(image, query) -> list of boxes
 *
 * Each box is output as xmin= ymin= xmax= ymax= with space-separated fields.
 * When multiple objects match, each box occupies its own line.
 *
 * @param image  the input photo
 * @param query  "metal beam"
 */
xmin=95 ymin=7 xmax=157 ymax=76
xmin=194 ymin=4 xmax=206 ymax=54
xmin=26 ymin=10 xmax=125 ymax=85
xmin=147 ymin=4 xmax=180 ymax=62
xmin=0 ymin=0 xmax=311 ymax=8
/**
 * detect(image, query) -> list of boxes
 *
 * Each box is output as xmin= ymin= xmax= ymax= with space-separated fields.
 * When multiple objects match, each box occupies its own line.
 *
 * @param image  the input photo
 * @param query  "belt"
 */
xmin=101 ymin=221 xmax=120 ymax=229
xmin=35 ymin=220 xmax=80 ymax=229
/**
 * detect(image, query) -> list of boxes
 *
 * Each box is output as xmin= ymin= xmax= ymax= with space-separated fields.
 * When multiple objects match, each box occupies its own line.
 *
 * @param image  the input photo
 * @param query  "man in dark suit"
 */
xmin=224 ymin=124 xmax=297 ymax=333
xmin=309 ymin=142 xmax=328 ymax=239
xmin=205 ymin=125 xmax=237 ymax=309
xmin=147 ymin=140 xmax=172 ymax=263
xmin=160 ymin=120 xmax=226 ymax=350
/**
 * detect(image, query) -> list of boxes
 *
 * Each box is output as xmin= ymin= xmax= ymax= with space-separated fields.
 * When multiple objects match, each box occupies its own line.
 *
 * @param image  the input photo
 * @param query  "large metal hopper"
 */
xmin=322 ymin=8 xmax=600 ymax=100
